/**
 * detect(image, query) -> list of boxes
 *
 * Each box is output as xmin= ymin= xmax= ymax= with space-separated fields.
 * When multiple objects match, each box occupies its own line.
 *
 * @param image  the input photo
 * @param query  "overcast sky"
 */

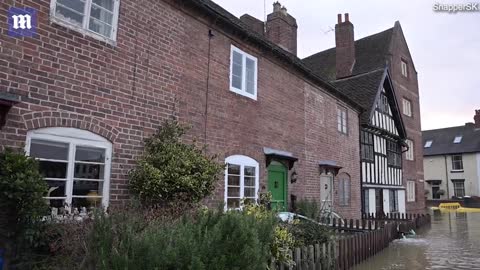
xmin=213 ymin=0 xmax=479 ymax=130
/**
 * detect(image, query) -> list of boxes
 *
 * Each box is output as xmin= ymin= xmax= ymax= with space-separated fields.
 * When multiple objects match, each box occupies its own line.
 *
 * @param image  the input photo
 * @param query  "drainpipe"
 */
xmin=444 ymin=155 xmax=450 ymax=199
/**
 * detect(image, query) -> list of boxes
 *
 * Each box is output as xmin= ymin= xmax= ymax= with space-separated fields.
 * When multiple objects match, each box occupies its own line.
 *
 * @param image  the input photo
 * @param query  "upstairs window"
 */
xmin=402 ymin=98 xmax=412 ymax=117
xmin=405 ymin=139 xmax=414 ymax=161
xmin=387 ymin=140 xmax=402 ymax=167
xmin=452 ymin=155 xmax=463 ymax=171
xmin=424 ymin=140 xmax=433 ymax=148
xmin=361 ymin=131 xmax=374 ymax=162
xmin=50 ymin=0 xmax=120 ymax=43
xmin=230 ymin=46 xmax=258 ymax=100
xmin=225 ymin=155 xmax=259 ymax=209
xmin=453 ymin=136 xmax=463 ymax=144
xmin=337 ymin=106 xmax=348 ymax=134
xmin=401 ymin=59 xmax=408 ymax=77
xmin=378 ymin=93 xmax=389 ymax=114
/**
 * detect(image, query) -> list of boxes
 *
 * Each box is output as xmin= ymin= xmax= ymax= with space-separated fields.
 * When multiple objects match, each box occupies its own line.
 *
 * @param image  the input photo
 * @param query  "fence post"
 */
xmin=301 ymin=246 xmax=308 ymax=270
xmin=308 ymin=245 xmax=314 ymax=270
xmin=333 ymin=241 xmax=337 ymax=270
xmin=294 ymin=247 xmax=301 ymax=270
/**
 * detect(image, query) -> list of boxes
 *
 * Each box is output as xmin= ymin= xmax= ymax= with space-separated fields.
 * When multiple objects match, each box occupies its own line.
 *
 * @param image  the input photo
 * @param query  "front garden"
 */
xmin=0 ymin=121 xmax=333 ymax=270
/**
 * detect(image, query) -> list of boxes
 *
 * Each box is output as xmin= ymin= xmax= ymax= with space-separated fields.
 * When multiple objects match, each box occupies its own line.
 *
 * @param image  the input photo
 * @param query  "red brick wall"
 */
xmin=304 ymin=84 xmax=361 ymax=219
xmin=387 ymin=23 xmax=426 ymax=213
xmin=0 ymin=0 xmax=361 ymax=218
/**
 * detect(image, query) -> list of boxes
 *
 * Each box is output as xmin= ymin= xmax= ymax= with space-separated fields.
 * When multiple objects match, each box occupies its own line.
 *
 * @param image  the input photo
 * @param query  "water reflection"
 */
xmin=353 ymin=211 xmax=480 ymax=270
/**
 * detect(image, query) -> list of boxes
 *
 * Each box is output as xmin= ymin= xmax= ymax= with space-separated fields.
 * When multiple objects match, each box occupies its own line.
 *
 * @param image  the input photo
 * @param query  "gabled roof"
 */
xmin=332 ymin=68 xmax=407 ymax=139
xmin=331 ymin=69 xmax=385 ymax=124
xmin=423 ymin=125 xmax=480 ymax=156
xmin=181 ymin=0 xmax=363 ymax=111
xmin=303 ymin=28 xmax=394 ymax=80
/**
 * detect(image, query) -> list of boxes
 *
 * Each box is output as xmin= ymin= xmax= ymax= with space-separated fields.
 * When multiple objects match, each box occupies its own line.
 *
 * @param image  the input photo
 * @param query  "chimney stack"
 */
xmin=266 ymin=2 xmax=298 ymax=55
xmin=474 ymin=109 xmax=480 ymax=128
xmin=335 ymin=13 xmax=355 ymax=79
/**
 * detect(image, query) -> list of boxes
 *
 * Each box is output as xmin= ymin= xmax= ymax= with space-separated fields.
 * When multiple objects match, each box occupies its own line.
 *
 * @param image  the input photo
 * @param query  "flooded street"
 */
xmin=353 ymin=211 xmax=480 ymax=270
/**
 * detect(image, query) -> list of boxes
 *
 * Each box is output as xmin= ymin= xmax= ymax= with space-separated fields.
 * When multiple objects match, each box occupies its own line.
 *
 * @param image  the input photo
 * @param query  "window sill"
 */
xmin=229 ymin=87 xmax=257 ymax=101
xmin=50 ymin=16 xmax=117 ymax=47
xmin=450 ymin=170 xmax=464 ymax=173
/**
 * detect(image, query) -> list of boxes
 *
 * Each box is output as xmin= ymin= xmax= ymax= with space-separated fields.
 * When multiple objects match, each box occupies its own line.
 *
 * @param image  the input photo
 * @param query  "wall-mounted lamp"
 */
xmin=290 ymin=170 xmax=298 ymax=183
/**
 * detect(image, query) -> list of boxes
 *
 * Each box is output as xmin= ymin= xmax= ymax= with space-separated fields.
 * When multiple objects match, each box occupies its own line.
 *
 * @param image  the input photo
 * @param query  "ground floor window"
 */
xmin=362 ymin=189 xmax=370 ymax=214
xmin=225 ymin=155 xmax=259 ymax=209
xmin=338 ymin=173 xmax=351 ymax=206
xmin=407 ymin=180 xmax=416 ymax=202
xmin=389 ymin=190 xmax=399 ymax=212
xmin=26 ymin=128 xmax=112 ymax=212
xmin=432 ymin=185 xmax=441 ymax=199
xmin=452 ymin=179 xmax=465 ymax=197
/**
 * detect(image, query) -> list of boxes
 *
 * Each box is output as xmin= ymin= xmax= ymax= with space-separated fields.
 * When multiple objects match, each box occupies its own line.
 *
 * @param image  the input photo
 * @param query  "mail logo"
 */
xmin=8 ymin=7 xmax=37 ymax=37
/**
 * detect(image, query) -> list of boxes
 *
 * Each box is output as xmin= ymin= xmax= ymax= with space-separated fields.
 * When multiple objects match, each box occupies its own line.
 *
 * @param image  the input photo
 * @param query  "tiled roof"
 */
xmin=302 ymin=28 xmax=394 ymax=81
xmin=331 ymin=68 xmax=385 ymax=125
xmin=423 ymin=125 xmax=480 ymax=156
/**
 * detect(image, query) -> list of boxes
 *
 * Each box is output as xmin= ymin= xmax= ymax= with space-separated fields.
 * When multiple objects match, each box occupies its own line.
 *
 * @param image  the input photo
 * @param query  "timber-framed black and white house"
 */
xmin=303 ymin=14 xmax=420 ymax=215
xmin=332 ymin=68 xmax=407 ymax=215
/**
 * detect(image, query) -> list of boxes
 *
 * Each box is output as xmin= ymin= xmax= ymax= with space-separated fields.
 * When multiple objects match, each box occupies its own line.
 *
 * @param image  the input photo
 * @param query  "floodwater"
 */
xmin=353 ymin=211 xmax=480 ymax=270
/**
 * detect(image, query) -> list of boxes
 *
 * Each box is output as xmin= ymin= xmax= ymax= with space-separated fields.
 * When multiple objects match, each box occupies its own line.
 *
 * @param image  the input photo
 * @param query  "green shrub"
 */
xmin=0 ymin=148 xmax=49 ymax=268
xmin=129 ymin=120 xmax=224 ymax=206
xmin=295 ymin=198 xmax=321 ymax=220
xmin=85 ymin=207 xmax=277 ymax=270
xmin=288 ymin=220 xmax=333 ymax=246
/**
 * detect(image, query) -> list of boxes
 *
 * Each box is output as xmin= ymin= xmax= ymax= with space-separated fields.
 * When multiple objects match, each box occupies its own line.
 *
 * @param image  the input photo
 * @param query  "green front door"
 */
xmin=268 ymin=164 xmax=287 ymax=211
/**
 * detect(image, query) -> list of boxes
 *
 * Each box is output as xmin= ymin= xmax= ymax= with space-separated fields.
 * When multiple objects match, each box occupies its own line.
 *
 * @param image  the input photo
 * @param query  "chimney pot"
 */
xmin=335 ymin=13 xmax=355 ymax=78
xmin=266 ymin=2 xmax=297 ymax=55
xmin=474 ymin=109 xmax=480 ymax=128
xmin=273 ymin=2 xmax=281 ymax=12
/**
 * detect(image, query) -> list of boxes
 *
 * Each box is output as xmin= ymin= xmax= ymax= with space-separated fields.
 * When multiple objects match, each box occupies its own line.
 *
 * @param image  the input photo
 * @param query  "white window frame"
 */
xmin=405 ymin=139 xmax=414 ymax=161
xmin=224 ymin=155 xmax=259 ymax=210
xmin=229 ymin=46 xmax=258 ymax=100
xmin=25 ymin=127 xmax=112 ymax=209
xmin=337 ymin=106 xmax=348 ymax=134
xmin=401 ymin=59 xmax=408 ymax=77
xmin=402 ymin=98 xmax=412 ymax=117
xmin=424 ymin=140 xmax=433 ymax=148
xmin=407 ymin=180 xmax=416 ymax=202
xmin=453 ymin=136 xmax=463 ymax=144
xmin=451 ymin=155 xmax=464 ymax=171
xmin=49 ymin=0 xmax=121 ymax=45
xmin=452 ymin=179 xmax=465 ymax=197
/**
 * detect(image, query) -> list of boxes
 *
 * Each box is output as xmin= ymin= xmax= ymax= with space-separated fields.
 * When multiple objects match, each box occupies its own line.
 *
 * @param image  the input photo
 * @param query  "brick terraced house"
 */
xmin=304 ymin=15 xmax=425 ymax=214
xmin=0 ymin=0 xmax=424 ymax=219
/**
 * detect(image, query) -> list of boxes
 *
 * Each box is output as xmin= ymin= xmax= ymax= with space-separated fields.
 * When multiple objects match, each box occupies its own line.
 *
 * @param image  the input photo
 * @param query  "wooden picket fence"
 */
xmin=270 ymin=214 xmax=431 ymax=270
